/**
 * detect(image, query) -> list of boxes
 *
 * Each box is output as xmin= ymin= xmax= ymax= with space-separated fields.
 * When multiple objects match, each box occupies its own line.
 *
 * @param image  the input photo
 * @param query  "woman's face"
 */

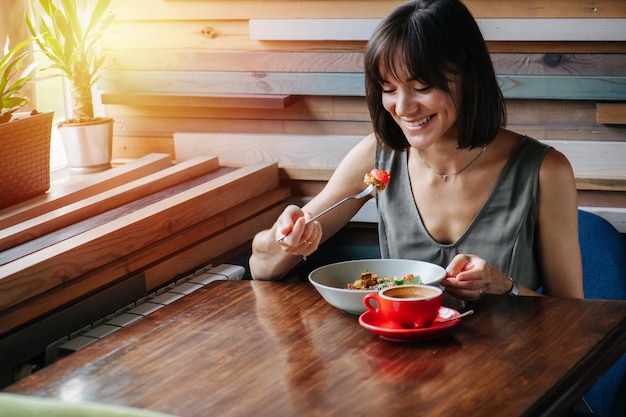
xmin=380 ymin=65 xmax=459 ymax=149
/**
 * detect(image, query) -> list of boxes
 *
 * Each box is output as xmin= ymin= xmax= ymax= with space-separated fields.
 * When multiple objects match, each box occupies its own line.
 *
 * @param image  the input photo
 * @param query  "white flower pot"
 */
xmin=59 ymin=117 xmax=114 ymax=173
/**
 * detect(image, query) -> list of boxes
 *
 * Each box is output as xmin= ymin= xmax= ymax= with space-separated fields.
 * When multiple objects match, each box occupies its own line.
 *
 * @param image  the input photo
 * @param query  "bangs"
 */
xmin=368 ymin=13 xmax=458 ymax=94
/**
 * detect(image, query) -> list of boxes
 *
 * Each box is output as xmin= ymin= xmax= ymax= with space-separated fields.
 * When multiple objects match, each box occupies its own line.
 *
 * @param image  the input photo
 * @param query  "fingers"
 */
xmin=276 ymin=217 xmax=322 ymax=260
xmin=275 ymin=205 xmax=305 ymax=241
xmin=443 ymin=254 xmax=489 ymax=300
xmin=446 ymin=254 xmax=478 ymax=278
xmin=298 ymin=235 xmax=316 ymax=261
xmin=442 ymin=285 xmax=484 ymax=301
xmin=295 ymin=221 xmax=322 ymax=260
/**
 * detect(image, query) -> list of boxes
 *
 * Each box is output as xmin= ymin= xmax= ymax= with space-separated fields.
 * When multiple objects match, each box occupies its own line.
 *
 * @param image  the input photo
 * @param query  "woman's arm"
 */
xmin=249 ymin=134 xmax=378 ymax=280
xmin=535 ymin=148 xmax=584 ymax=298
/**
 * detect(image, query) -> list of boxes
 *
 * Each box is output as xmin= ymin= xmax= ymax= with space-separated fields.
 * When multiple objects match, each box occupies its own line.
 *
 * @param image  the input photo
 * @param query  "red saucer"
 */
xmin=359 ymin=306 xmax=462 ymax=342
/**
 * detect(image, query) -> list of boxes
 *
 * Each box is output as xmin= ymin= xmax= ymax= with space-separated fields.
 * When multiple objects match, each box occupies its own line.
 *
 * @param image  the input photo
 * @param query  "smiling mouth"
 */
xmin=403 ymin=115 xmax=433 ymax=127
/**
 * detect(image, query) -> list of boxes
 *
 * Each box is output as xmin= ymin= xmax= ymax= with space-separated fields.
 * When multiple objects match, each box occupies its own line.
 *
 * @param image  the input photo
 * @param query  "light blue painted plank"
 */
xmin=100 ymin=71 xmax=626 ymax=101
xmin=100 ymin=70 xmax=365 ymax=96
xmin=498 ymin=76 xmax=626 ymax=100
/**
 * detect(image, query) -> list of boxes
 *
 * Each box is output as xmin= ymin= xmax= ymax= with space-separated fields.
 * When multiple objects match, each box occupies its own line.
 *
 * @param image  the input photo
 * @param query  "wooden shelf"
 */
xmin=0 ymin=154 xmax=289 ymax=336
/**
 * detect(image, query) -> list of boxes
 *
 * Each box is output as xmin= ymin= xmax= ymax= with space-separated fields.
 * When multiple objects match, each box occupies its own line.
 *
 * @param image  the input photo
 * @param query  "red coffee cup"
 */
xmin=363 ymin=285 xmax=443 ymax=329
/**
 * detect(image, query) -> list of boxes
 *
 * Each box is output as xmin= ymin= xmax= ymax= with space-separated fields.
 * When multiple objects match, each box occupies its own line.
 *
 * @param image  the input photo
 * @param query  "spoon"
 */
xmin=392 ymin=309 xmax=474 ymax=330
xmin=437 ymin=309 xmax=474 ymax=323
xmin=276 ymin=183 xmax=376 ymax=242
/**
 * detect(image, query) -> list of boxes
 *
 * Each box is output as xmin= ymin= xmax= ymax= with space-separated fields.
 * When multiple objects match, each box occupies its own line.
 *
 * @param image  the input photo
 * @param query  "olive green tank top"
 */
xmin=376 ymin=136 xmax=550 ymax=290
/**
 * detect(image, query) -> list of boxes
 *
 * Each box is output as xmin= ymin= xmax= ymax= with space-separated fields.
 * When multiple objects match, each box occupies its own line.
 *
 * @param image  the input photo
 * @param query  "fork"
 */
xmin=276 ymin=183 xmax=376 ymax=242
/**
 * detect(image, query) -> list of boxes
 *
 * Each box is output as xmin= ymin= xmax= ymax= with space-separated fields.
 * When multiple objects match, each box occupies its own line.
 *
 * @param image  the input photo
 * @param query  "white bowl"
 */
xmin=308 ymin=259 xmax=446 ymax=314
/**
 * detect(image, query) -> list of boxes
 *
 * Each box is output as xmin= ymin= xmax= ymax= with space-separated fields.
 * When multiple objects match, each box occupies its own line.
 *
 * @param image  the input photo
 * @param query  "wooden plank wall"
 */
xmin=100 ymin=0 xmax=626 ymax=214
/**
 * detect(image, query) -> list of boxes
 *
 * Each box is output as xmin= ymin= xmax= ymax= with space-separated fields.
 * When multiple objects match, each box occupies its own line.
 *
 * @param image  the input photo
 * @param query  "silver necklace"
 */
xmin=418 ymin=145 xmax=487 ymax=181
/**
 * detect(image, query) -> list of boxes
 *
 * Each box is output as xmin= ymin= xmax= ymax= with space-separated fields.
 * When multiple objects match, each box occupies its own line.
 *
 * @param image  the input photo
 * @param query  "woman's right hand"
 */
xmin=249 ymin=205 xmax=323 ymax=280
xmin=275 ymin=205 xmax=322 ymax=257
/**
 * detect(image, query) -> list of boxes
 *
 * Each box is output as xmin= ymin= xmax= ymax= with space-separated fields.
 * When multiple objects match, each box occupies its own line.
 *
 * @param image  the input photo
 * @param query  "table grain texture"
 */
xmin=5 ymin=280 xmax=626 ymax=417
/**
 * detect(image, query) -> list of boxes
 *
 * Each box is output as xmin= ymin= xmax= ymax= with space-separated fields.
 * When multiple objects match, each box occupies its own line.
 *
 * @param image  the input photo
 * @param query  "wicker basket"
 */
xmin=0 ymin=111 xmax=54 ymax=210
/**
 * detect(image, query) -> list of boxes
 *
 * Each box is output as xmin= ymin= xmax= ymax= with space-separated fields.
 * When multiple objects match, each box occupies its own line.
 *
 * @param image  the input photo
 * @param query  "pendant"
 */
xmin=441 ymin=175 xmax=448 ymax=181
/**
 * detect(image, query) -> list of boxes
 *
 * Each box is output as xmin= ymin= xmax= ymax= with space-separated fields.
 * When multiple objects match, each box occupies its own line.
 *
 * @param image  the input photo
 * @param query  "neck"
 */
xmin=415 ymin=145 xmax=488 ymax=181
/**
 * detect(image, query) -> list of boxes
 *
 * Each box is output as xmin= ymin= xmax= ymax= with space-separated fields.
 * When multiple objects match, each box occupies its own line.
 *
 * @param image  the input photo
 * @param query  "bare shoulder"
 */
xmin=539 ymin=146 xmax=576 ymax=188
xmin=495 ymin=131 xmax=576 ymax=196
xmin=536 ymin=145 xmax=578 ymax=225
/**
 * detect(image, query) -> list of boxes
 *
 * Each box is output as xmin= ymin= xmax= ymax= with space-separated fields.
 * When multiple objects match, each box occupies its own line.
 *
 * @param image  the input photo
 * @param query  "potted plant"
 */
xmin=0 ymin=35 xmax=54 ymax=209
xmin=27 ymin=0 xmax=115 ymax=173
xmin=1 ymin=37 xmax=36 ymax=124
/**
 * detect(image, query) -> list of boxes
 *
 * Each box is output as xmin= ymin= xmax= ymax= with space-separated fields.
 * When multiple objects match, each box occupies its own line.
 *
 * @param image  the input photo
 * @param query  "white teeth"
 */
xmin=405 ymin=115 xmax=433 ymax=127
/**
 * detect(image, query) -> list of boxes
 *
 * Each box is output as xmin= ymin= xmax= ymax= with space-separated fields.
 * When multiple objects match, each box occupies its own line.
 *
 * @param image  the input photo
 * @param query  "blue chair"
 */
xmin=576 ymin=209 xmax=626 ymax=417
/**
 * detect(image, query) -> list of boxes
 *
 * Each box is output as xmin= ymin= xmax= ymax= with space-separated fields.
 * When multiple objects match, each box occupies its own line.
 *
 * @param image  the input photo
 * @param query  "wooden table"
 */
xmin=5 ymin=280 xmax=626 ymax=417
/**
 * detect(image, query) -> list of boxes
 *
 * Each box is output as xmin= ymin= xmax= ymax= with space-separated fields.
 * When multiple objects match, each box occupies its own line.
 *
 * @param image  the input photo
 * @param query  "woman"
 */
xmin=249 ymin=0 xmax=583 ymax=299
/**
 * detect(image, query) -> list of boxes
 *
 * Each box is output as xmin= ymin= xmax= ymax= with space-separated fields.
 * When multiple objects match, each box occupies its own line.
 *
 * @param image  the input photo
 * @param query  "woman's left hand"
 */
xmin=441 ymin=254 xmax=511 ymax=300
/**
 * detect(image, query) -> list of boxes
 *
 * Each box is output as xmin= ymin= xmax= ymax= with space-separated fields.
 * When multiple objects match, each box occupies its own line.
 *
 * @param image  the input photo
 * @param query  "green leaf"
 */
xmin=0 ymin=36 xmax=36 ymax=114
xmin=395 ymin=275 xmax=423 ymax=286
xmin=25 ymin=0 xmax=114 ymax=120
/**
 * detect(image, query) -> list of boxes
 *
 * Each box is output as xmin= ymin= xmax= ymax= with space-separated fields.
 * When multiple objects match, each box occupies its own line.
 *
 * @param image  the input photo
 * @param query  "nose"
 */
xmin=394 ymin=90 xmax=417 ymax=117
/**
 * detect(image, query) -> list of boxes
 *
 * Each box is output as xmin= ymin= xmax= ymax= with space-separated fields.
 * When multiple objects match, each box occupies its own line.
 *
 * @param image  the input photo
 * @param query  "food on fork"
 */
xmin=275 ymin=169 xmax=389 ymax=242
xmin=347 ymin=270 xmax=422 ymax=290
xmin=364 ymin=169 xmax=391 ymax=191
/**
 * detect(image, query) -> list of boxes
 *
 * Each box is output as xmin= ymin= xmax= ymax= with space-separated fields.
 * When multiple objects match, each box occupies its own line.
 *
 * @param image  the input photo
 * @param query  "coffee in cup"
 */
xmin=363 ymin=285 xmax=443 ymax=329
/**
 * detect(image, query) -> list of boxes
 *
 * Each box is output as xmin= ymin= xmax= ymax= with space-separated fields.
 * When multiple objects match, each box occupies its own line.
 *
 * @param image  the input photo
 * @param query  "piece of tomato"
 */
xmin=370 ymin=168 xmax=391 ymax=184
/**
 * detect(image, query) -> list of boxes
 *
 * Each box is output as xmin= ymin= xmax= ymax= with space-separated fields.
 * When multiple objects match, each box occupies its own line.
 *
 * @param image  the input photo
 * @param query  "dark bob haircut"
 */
xmin=364 ymin=0 xmax=506 ymax=151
